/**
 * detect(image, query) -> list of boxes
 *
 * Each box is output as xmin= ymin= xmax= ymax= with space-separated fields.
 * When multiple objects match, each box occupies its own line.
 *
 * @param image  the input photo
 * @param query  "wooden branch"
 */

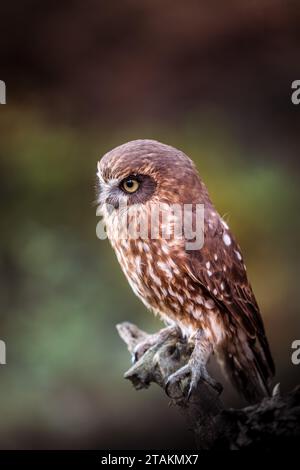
xmin=116 ymin=322 xmax=300 ymax=450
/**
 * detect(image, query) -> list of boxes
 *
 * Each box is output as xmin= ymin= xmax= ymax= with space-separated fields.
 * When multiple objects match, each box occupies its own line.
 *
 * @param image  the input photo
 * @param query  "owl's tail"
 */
xmin=220 ymin=333 xmax=275 ymax=404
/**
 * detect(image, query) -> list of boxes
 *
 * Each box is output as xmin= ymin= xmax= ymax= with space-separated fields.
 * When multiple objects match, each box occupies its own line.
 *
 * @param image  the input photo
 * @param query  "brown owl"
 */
xmin=96 ymin=139 xmax=275 ymax=403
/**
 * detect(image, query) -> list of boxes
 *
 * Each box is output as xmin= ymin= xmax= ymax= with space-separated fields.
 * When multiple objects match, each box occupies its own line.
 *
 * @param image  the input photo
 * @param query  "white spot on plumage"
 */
xmin=160 ymin=287 xmax=168 ymax=296
xmin=205 ymin=299 xmax=215 ymax=309
xmin=186 ymin=304 xmax=194 ymax=314
xmin=214 ymin=254 xmax=218 ymax=261
xmin=161 ymin=244 xmax=169 ymax=255
xmin=152 ymin=285 xmax=161 ymax=299
xmin=176 ymin=293 xmax=184 ymax=305
xmin=207 ymin=270 xmax=212 ymax=277
xmin=157 ymin=261 xmax=172 ymax=279
xmin=170 ymin=301 xmax=178 ymax=310
xmin=168 ymin=286 xmax=176 ymax=296
xmin=135 ymin=255 xmax=142 ymax=275
xmin=213 ymin=288 xmax=218 ymax=296
xmin=234 ymin=249 xmax=242 ymax=261
xmin=143 ymin=242 xmax=150 ymax=253
xmin=206 ymin=261 xmax=211 ymax=269
xmin=192 ymin=309 xmax=203 ymax=320
xmin=223 ymin=233 xmax=231 ymax=246
xmin=148 ymin=265 xmax=162 ymax=286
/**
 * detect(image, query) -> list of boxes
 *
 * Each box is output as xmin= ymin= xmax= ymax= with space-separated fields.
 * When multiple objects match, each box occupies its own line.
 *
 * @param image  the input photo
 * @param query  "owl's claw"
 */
xmin=165 ymin=364 xmax=190 ymax=398
xmin=187 ymin=365 xmax=223 ymax=399
xmin=165 ymin=363 xmax=222 ymax=400
xmin=165 ymin=329 xmax=223 ymax=400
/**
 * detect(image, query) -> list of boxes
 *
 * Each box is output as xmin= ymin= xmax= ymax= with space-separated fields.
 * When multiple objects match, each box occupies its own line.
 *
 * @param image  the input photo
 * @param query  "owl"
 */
xmin=96 ymin=139 xmax=275 ymax=403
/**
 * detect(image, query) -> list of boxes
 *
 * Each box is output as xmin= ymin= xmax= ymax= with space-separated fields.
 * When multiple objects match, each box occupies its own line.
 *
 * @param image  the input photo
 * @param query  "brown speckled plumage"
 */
xmin=97 ymin=139 xmax=275 ymax=403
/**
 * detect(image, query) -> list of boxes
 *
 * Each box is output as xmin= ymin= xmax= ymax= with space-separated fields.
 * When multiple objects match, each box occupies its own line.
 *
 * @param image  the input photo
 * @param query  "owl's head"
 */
xmin=96 ymin=139 xmax=203 ymax=210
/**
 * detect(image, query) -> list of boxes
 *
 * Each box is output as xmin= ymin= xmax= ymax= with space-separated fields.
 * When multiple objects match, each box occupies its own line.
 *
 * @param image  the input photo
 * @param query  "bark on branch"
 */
xmin=116 ymin=322 xmax=300 ymax=450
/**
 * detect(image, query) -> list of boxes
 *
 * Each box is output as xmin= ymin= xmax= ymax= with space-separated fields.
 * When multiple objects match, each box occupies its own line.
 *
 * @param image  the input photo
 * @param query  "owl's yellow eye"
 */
xmin=121 ymin=178 xmax=140 ymax=194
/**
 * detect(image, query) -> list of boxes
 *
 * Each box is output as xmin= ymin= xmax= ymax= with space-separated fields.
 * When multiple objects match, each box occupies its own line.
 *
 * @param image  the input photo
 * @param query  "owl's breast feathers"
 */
xmin=109 ymin=207 xmax=232 ymax=344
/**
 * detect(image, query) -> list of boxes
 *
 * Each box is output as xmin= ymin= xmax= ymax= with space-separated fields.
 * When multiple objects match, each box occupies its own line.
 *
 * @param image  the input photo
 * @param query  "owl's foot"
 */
xmin=132 ymin=325 xmax=181 ymax=363
xmin=165 ymin=330 xmax=223 ymax=399
xmin=165 ymin=361 xmax=222 ymax=399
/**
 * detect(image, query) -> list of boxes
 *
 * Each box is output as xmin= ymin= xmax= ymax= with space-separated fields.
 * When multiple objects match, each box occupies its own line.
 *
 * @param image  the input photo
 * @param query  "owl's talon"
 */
xmin=165 ymin=364 xmax=190 ymax=399
xmin=187 ymin=366 xmax=223 ymax=399
xmin=165 ymin=362 xmax=223 ymax=400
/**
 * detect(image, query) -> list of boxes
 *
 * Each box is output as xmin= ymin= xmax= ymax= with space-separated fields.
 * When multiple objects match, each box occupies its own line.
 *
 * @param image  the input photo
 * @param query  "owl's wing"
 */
xmin=184 ymin=209 xmax=275 ymax=401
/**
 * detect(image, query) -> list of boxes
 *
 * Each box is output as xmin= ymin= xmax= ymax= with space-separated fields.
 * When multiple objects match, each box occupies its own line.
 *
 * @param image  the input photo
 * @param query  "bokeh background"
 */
xmin=0 ymin=0 xmax=300 ymax=449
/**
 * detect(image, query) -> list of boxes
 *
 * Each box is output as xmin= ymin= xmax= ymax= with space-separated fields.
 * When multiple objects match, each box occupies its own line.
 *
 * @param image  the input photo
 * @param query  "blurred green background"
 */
xmin=0 ymin=0 xmax=300 ymax=449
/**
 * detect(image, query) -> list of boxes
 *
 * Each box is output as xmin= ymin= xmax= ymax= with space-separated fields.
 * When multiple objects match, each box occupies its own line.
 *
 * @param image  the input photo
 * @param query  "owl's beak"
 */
xmin=96 ymin=179 xmax=120 ymax=210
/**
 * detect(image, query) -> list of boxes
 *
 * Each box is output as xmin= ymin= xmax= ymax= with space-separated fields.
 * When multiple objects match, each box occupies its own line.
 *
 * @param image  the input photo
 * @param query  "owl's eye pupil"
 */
xmin=121 ymin=177 xmax=140 ymax=194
